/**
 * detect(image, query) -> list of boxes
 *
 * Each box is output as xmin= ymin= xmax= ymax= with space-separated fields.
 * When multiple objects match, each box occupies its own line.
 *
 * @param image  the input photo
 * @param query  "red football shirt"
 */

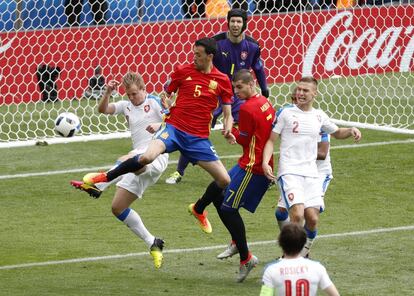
xmin=165 ymin=64 xmax=233 ymax=138
xmin=232 ymin=94 xmax=275 ymax=175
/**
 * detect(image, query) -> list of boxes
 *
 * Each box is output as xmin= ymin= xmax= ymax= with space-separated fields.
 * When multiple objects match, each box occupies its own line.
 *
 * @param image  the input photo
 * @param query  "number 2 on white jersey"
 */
xmin=292 ymin=121 xmax=299 ymax=133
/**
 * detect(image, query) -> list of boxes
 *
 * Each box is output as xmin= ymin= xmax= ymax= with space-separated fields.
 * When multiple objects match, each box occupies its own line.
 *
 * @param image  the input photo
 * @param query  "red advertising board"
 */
xmin=0 ymin=5 xmax=413 ymax=104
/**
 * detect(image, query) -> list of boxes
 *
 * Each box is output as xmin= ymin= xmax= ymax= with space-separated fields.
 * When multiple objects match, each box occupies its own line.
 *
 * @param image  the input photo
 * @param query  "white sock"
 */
xmin=300 ymin=237 xmax=315 ymax=257
xmin=119 ymin=208 xmax=155 ymax=247
xmin=95 ymin=176 xmax=122 ymax=191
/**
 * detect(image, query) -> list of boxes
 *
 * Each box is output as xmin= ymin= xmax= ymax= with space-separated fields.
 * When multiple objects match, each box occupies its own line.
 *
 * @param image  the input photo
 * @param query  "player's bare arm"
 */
xmin=98 ymin=80 xmax=118 ymax=114
xmin=221 ymin=104 xmax=234 ymax=137
xmin=222 ymin=130 xmax=236 ymax=145
xmin=317 ymin=141 xmax=330 ymax=160
xmin=262 ymin=131 xmax=278 ymax=181
xmin=332 ymin=127 xmax=362 ymax=142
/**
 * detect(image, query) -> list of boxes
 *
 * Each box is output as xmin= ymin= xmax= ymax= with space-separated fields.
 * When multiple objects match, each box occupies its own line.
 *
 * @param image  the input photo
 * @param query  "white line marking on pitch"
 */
xmin=1 ymin=139 xmax=413 ymax=180
xmin=0 ymin=225 xmax=413 ymax=271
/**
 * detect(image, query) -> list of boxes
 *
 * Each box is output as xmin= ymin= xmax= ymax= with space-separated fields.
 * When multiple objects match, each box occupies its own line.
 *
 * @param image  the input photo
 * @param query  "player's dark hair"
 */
xmin=299 ymin=76 xmax=318 ymax=87
xmin=278 ymin=223 xmax=307 ymax=256
xmin=233 ymin=69 xmax=253 ymax=84
xmin=227 ymin=8 xmax=248 ymax=32
xmin=195 ymin=37 xmax=217 ymax=56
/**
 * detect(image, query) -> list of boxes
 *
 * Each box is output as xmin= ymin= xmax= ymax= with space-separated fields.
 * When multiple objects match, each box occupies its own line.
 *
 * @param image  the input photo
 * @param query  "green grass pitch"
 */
xmin=0 ymin=129 xmax=413 ymax=295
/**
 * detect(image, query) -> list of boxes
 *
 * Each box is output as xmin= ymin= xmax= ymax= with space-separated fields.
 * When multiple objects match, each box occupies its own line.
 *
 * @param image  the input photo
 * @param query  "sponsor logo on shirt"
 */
xmin=221 ymin=51 xmax=229 ymax=58
xmin=185 ymin=76 xmax=192 ymax=80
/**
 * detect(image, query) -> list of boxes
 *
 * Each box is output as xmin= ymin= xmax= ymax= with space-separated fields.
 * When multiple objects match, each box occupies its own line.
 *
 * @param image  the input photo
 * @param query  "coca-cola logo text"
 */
xmin=303 ymin=11 xmax=414 ymax=76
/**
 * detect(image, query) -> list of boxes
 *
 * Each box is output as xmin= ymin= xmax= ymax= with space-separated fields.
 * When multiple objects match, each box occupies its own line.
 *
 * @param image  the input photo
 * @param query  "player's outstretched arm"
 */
xmin=332 ymin=127 xmax=362 ymax=142
xmin=98 ymin=80 xmax=118 ymax=114
xmin=262 ymin=132 xmax=278 ymax=181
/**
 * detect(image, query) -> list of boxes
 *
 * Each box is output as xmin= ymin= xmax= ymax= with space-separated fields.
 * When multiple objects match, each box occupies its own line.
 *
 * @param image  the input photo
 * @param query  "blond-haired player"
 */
xmin=71 ymin=72 xmax=168 ymax=269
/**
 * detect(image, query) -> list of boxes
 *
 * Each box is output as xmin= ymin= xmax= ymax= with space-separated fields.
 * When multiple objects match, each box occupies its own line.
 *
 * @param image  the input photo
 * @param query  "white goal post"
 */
xmin=0 ymin=2 xmax=413 ymax=148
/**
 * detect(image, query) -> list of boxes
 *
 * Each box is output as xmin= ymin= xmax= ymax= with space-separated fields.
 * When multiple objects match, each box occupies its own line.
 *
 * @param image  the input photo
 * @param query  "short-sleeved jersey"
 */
xmin=164 ymin=64 xmax=233 ymax=138
xmin=261 ymin=257 xmax=334 ymax=296
xmin=213 ymin=32 xmax=268 ymax=93
xmin=272 ymin=105 xmax=338 ymax=178
xmin=113 ymin=94 xmax=165 ymax=150
xmin=316 ymin=132 xmax=332 ymax=175
xmin=232 ymin=94 xmax=275 ymax=175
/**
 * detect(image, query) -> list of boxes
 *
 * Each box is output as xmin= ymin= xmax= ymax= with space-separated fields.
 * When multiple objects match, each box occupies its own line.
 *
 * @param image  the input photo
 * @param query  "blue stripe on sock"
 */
xmin=304 ymin=226 xmax=318 ymax=239
xmin=117 ymin=208 xmax=131 ymax=221
xmin=275 ymin=208 xmax=289 ymax=221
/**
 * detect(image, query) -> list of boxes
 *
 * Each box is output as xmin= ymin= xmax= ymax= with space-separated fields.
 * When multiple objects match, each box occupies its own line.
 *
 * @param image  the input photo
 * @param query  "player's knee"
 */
xmin=137 ymin=153 xmax=154 ymax=165
xmin=275 ymin=207 xmax=289 ymax=221
xmin=216 ymin=174 xmax=230 ymax=188
xmin=289 ymin=205 xmax=304 ymax=223
xmin=306 ymin=215 xmax=319 ymax=229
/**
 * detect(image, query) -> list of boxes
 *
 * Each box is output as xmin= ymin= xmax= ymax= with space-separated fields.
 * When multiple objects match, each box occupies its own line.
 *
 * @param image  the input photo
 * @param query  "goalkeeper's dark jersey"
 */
xmin=212 ymin=32 xmax=268 ymax=94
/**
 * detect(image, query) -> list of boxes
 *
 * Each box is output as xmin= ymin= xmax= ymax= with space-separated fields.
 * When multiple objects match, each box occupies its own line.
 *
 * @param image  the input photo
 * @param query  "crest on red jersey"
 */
xmin=241 ymin=51 xmax=248 ymax=60
xmin=144 ymin=105 xmax=150 ymax=113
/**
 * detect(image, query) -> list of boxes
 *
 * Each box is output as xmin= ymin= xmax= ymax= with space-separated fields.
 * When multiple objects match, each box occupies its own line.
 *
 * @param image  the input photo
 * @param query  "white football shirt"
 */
xmin=113 ymin=94 xmax=165 ymax=150
xmin=261 ymin=257 xmax=334 ymax=296
xmin=272 ymin=105 xmax=338 ymax=178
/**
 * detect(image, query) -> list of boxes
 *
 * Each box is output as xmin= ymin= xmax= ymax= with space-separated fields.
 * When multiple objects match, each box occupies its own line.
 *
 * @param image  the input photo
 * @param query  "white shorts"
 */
xmin=277 ymin=174 xmax=324 ymax=210
xmin=318 ymin=173 xmax=333 ymax=198
xmin=116 ymin=153 xmax=169 ymax=198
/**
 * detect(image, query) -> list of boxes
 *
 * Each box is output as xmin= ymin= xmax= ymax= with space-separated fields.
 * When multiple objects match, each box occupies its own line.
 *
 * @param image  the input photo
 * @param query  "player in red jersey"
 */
xmin=81 ymin=38 xmax=234 ymax=231
xmin=163 ymin=50 xmax=234 ymax=138
xmin=192 ymin=69 xmax=275 ymax=282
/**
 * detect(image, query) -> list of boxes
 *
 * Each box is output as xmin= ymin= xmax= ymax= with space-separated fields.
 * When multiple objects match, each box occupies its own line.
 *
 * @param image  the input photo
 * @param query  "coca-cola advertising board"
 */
xmin=0 ymin=5 xmax=413 ymax=104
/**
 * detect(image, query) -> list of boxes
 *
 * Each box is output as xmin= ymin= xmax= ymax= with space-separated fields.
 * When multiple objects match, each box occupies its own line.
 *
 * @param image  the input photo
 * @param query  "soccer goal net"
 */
xmin=1 ymin=1 xmax=413 ymax=148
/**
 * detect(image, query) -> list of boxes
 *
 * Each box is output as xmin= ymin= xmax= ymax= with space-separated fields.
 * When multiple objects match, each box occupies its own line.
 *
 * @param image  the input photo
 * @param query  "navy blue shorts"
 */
xmin=155 ymin=123 xmax=219 ymax=164
xmin=221 ymin=164 xmax=270 ymax=213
